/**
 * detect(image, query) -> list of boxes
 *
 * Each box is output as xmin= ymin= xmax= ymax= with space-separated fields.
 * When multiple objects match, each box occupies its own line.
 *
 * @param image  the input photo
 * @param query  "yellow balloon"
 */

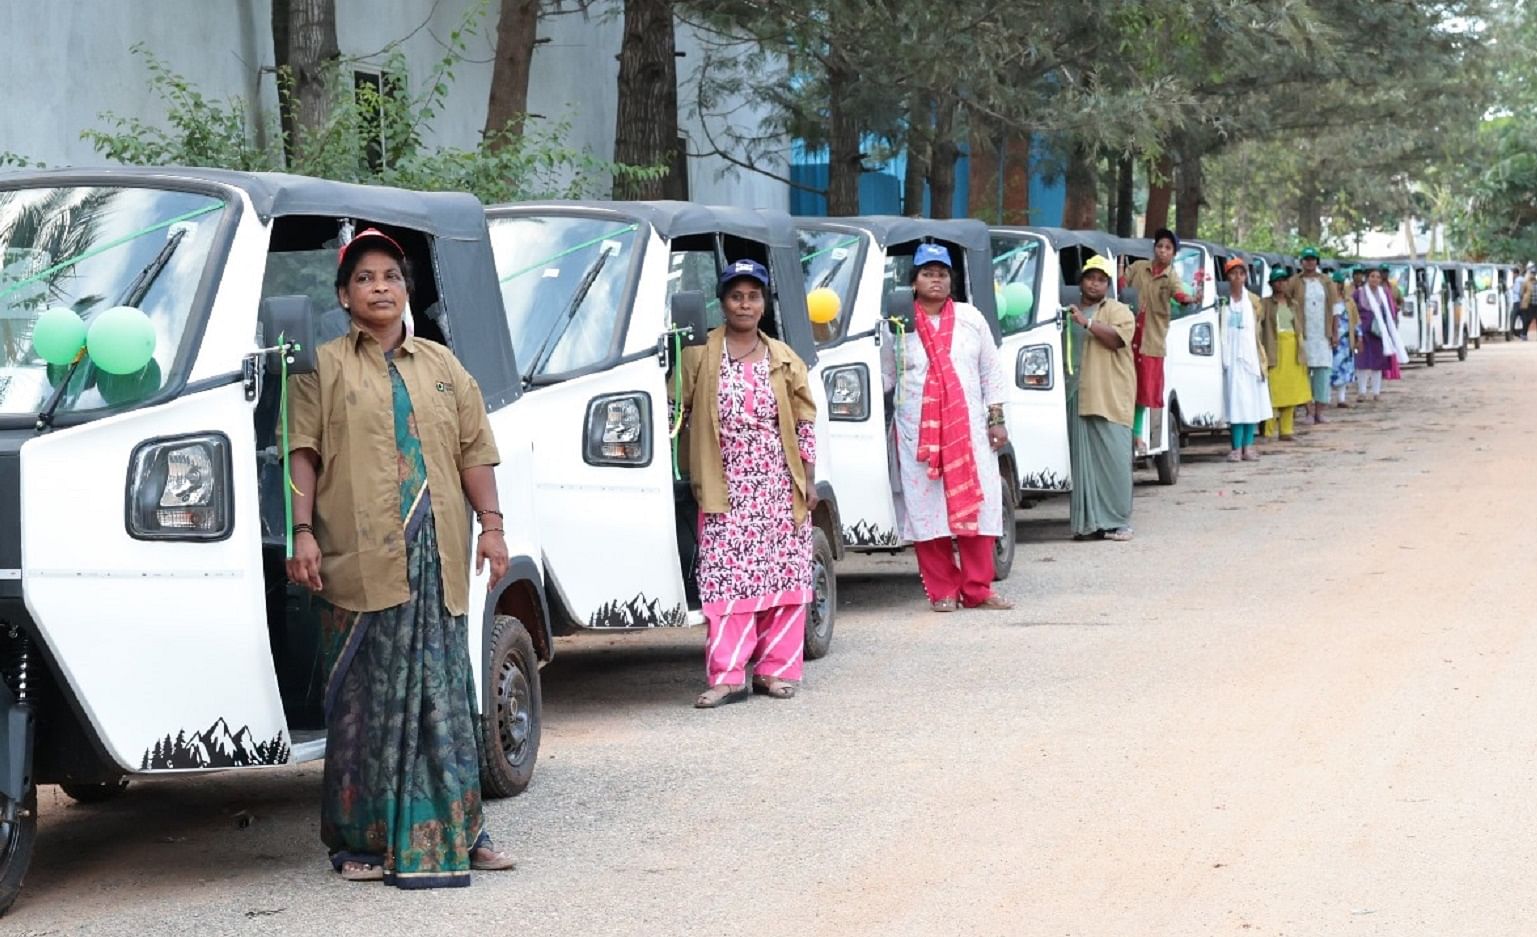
xmin=807 ymin=287 xmax=842 ymax=325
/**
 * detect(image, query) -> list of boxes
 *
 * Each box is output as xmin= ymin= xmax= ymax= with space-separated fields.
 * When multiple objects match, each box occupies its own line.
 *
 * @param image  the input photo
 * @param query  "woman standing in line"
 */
xmin=1220 ymin=258 xmax=1271 ymax=462
xmin=1329 ymin=268 xmax=1359 ymax=408
xmin=1353 ymin=266 xmax=1404 ymax=403
xmin=1260 ymin=267 xmax=1311 ymax=441
xmin=1065 ymin=255 xmax=1137 ymax=539
xmin=677 ymin=259 xmax=819 ymax=708
xmin=882 ymin=243 xmax=1013 ymax=611
xmin=287 ymin=228 xmax=517 ymax=886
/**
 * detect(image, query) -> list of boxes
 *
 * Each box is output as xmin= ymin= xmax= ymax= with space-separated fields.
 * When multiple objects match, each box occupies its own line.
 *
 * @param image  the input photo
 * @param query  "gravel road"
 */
xmin=14 ymin=343 xmax=1537 ymax=936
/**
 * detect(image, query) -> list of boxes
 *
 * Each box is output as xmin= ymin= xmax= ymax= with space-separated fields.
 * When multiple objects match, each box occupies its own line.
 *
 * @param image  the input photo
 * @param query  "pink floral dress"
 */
xmin=696 ymin=354 xmax=816 ymax=605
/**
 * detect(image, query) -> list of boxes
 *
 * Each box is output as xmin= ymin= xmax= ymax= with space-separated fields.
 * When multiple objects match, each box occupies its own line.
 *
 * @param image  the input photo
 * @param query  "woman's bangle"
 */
xmin=479 ymin=527 xmax=504 ymax=536
xmin=475 ymin=509 xmax=503 ymax=523
xmin=292 ymin=523 xmax=313 ymax=536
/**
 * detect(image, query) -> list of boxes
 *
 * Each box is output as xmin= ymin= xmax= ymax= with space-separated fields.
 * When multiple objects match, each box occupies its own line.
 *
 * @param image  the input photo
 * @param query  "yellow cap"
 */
xmin=1082 ymin=254 xmax=1114 ymax=279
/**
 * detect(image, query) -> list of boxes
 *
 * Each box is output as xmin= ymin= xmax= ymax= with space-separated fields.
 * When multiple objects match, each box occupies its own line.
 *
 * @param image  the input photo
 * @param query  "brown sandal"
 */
xmin=973 ymin=595 xmax=1014 ymax=610
xmin=471 ymin=846 xmax=517 ymax=871
xmin=695 ymin=683 xmax=749 ymax=709
xmin=752 ymin=676 xmax=797 ymax=699
xmin=339 ymin=861 xmax=384 ymax=882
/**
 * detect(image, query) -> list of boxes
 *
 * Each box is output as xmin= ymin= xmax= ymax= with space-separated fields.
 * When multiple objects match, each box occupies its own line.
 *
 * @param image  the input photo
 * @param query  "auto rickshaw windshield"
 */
xmin=796 ymin=227 xmax=867 ymax=345
xmin=990 ymin=234 xmax=1042 ymax=335
xmin=0 ymin=185 xmax=228 ymax=422
xmin=1172 ymin=245 xmax=1207 ymax=317
xmin=487 ymin=213 xmax=643 ymax=380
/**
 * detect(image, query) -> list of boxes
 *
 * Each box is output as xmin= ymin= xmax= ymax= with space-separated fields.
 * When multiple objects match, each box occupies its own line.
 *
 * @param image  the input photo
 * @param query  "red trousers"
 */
xmin=914 ymin=536 xmax=996 ymax=606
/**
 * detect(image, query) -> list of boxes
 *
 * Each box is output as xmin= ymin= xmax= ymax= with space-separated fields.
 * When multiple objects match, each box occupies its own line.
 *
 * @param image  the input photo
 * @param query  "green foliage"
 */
xmin=79 ymin=29 xmax=660 ymax=204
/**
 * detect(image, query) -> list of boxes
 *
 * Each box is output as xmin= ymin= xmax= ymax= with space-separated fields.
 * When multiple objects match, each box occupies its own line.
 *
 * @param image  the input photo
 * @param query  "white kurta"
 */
xmin=1221 ymin=292 xmax=1273 ymax=425
xmin=880 ymin=301 xmax=1007 ymax=541
xmin=1302 ymin=279 xmax=1332 ymax=367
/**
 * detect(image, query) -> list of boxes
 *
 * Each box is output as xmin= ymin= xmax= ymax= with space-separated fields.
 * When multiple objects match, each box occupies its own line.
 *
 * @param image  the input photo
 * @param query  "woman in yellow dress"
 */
xmin=1259 ymin=267 xmax=1312 ymax=441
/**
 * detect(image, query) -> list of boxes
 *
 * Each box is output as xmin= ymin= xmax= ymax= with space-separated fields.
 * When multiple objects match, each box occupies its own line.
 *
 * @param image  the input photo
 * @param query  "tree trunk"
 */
xmin=1115 ymin=155 xmax=1134 ymax=237
xmin=1296 ymin=182 xmax=1322 ymax=244
xmin=926 ymin=97 xmax=958 ymax=219
xmin=826 ymin=61 xmax=861 ymax=215
xmin=287 ymin=0 xmax=340 ymax=142
xmin=1143 ymin=155 xmax=1173 ymax=236
xmin=271 ymin=0 xmax=294 ymax=162
xmin=1103 ymin=155 xmax=1118 ymax=233
xmin=901 ymin=97 xmax=928 ymax=216
xmin=613 ymin=0 xmax=679 ymax=199
xmin=1062 ymin=142 xmax=1097 ymax=229
xmin=1174 ymin=140 xmax=1203 ymax=240
xmin=483 ymin=0 xmax=541 ymax=143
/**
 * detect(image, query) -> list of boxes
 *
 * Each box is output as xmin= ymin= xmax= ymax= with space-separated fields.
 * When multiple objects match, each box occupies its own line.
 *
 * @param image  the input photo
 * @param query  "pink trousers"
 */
xmin=914 ymin=536 xmax=996 ymax=606
xmin=703 ymin=593 xmax=808 ymax=687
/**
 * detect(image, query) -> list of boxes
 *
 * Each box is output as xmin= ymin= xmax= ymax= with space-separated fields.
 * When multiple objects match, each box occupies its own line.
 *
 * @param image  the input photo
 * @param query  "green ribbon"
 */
xmin=992 ymin=243 xmax=1039 ymax=265
xmin=1063 ymin=310 xmax=1075 ymax=378
xmin=800 ymin=235 xmax=862 ymax=264
xmin=669 ymin=329 xmax=685 ymax=481
xmin=497 ymin=224 xmax=639 ymax=284
xmin=890 ymin=316 xmax=908 ymax=406
xmin=279 ymin=333 xmax=296 ymax=559
xmin=0 ymin=202 xmax=223 ymax=304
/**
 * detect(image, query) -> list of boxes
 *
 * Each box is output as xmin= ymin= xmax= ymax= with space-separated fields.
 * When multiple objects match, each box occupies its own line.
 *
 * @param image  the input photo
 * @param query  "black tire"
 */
xmin=1155 ymin=411 xmax=1181 ymax=485
xmin=59 ymin=779 xmax=128 ymax=805
xmin=992 ymin=478 xmax=1017 ymax=581
xmin=804 ymin=529 xmax=836 ymax=661
xmin=479 ymin=616 xmax=541 ymax=799
xmin=1458 ymin=339 xmax=1468 ymax=362
xmin=0 ymin=787 xmax=36 ymax=918
xmin=1474 ymin=335 xmax=1482 ymax=350
xmin=1426 ymin=351 xmax=1436 ymax=367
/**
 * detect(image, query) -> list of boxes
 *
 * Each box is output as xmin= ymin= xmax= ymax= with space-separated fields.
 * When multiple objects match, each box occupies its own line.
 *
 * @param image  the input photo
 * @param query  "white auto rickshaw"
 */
xmin=792 ymin=215 xmax=1018 ymax=579
xmin=1382 ymin=259 xmax=1430 ymax=360
xmin=1470 ymin=262 xmax=1506 ymax=339
xmin=484 ymin=201 xmax=840 ymax=658
xmin=0 ymin=168 xmax=554 ymax=914
xmin=1425 ymin=261 xmax=1472 ymax=363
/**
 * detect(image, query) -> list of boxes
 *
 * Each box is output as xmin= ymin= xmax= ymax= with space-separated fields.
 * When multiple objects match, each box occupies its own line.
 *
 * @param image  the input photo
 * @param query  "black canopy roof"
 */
xmin=491 ymin=199 xmax=794 ymax=249
xmin=0 ymin=166 xmax=491 ymax=240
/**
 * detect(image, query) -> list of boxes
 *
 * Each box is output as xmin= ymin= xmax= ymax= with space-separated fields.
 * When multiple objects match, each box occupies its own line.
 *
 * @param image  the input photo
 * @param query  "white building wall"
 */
xmin=0 ymin=0 xmax=787 ymax=208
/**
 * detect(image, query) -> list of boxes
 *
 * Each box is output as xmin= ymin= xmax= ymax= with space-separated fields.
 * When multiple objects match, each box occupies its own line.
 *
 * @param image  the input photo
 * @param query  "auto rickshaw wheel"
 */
xmin=59 ymin=779 xmax=128 ymax=805
xmin=479 ymin=616 xmax=542 ymax=799
xmin=1474 ymin=335 xmax=1482 ymax=350
xmin=1155 ymin=409 xmax=1182 ymax=486
xmin=0 ymin=786 xmax=36 ymax=917
xmin=1458 ymin=340 xmax=1469 ymax=362
xmin=804 ymin=529 xmax=837 ymax=661
xmin=992 ymin=478 xmax=1018 ymax=581
xmin=1426 ymin=351 xmax=1435 ymax=367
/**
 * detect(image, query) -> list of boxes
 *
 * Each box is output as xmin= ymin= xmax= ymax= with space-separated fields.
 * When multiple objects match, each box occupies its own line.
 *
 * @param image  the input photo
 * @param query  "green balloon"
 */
xmin=32 ymin=306 xmax=87 ymax=366
xmin=87 ymin=306 xmax=157 ymax=376
xmin=994 ymin=287 xmax=1008 ymax=320
xmin=97 ymin=358 xmax=163 ymax=407
xmin=1002 ymin=282 xmax=1034 ymax=320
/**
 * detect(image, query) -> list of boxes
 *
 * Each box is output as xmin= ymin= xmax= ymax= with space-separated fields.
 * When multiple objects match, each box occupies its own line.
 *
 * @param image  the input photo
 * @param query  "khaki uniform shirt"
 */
xmin=1076 ymin=298 xmax=1137 ymax=427
xmin=677 ymin=328 xmax=817 ymax=525
xmin=1121 ymin=259 xmax=1186 ymax=358
xmin=288 ymin=327 xmax=500 ymax=615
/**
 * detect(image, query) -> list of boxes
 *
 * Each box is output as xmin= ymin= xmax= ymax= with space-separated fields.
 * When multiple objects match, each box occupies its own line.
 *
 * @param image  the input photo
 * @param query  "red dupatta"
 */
xmin=914 ymin=298 xmax=983 ymax=535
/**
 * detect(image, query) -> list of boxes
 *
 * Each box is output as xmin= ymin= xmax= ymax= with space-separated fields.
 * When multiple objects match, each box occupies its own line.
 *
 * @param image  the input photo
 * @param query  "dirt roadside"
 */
xmin=13 ymin=344 xmax=1537 ymax=937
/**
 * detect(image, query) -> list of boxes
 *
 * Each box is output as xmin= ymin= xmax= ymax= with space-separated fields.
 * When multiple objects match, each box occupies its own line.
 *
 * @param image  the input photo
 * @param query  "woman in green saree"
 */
xmin=286 ymin=228 xmax=516 ymax=887
xmin=1064 ymin=255 xmax=1138 ymax=542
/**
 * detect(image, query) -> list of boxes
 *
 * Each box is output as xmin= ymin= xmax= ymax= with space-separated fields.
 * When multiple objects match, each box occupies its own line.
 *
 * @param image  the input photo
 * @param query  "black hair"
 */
xmin=335 ymin=245 xmax=413 ymax=293
xmin=1153 ymin=227 xmax=1179 ymax=250
xmin=908 ymin=262 xmax=952 ymax=286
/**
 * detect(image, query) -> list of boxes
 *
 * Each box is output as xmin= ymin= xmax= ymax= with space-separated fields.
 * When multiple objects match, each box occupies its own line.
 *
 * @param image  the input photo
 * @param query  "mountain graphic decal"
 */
xmin=140 ymin=718 xmax=291 ymax=770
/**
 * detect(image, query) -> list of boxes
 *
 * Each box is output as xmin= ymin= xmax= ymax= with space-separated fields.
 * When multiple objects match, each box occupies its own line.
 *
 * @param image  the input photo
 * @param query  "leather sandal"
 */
xmin=470 ymin=847 xmax=517 ymax=872
xmin=695 ymin=683 xmax=749 ymax=709
xmin=930 ymin=597 xmax=959 ymax=613
xmin=339 ymin=861 xmax=384 ymax=882
xmin=974 ymin=595 xmax=1014 ymax=610
xmin=752 ymin=676 xmax=797 ymax=699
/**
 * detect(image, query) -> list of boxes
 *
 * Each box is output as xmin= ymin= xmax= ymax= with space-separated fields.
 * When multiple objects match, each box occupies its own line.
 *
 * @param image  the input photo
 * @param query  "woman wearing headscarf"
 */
xmin=1219 ymin=258 xmax=1270 ymax=462
xmin=1259 ymin=267 xmax=1311 ymax=441
xmin=1329 ymin=268 xmax=1360 ymax=407
xmin=882 ymin=244 xmax=1012 ymax=612
xmin=677 ymin=260 xmax=819 ymax=709
xmin=1353 ymin=266 xmax=1406 ymax=402
xmin=287 ymin=228 xmax=517 ymax=886
xmin=1066 ymin=255 xmax=1137 ymax=539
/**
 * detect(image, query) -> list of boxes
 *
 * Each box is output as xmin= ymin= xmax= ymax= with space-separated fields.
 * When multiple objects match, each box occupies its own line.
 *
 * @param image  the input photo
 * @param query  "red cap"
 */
xmin=337 ymin=227 xmax=405 ymax=267
xmin=1223 ymin=257 xmax=1247 ymax=275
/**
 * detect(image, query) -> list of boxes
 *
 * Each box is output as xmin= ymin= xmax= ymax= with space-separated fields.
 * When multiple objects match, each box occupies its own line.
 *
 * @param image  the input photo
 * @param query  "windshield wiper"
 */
xmin=525 ymin=247 xmax=612 ymax=383
xmin=35 ymin=228 xmax=187 ymax=431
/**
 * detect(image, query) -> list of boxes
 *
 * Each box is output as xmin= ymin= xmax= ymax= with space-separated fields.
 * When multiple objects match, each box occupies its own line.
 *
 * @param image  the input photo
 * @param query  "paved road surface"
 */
xmin=14 ymin=343 xmax=1537 ymax=936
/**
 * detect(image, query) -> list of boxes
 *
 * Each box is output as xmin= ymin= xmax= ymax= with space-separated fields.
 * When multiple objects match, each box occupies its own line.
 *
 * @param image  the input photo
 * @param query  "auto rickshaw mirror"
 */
xmin=885 ymin=288 xmax=917 ymax=331
xmin=669 ymin=290 xmax=710 ymax=348
xmin=259 ymin=295 xmax=319 ymax=375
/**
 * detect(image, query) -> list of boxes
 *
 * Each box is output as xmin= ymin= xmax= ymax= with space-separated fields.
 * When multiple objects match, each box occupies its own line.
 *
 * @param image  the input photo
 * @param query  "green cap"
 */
xmin=1300 ymin=246 xmax=1320 ymax=260
xmin=1331 ymin=270 xmax=1347 ymax=283
xmin=1269 ymin=266 xmax=1291 ymax=283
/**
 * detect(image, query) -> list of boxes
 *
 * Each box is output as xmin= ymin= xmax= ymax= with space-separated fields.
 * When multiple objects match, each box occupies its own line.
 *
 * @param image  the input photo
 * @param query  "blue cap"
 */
xmin=914 ymin=243 xmax=953 ymax=269
xmin=717 ymin=258 xmax=769 ymax=294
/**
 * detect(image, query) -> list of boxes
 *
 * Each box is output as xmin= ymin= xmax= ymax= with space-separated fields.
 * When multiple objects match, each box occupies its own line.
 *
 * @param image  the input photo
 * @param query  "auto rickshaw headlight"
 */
xmin=584 ymin=393 xmax=651 ymax=466
xmin=1016 ymin=344 xmax=1053 ymax=390
xmin=823 ymin=365 xmax=869 ymax=421
xmin=1190 ymin=324 xmax=1214 ymax=357
xmin=126 ymin=433 xmax=233 ymax=540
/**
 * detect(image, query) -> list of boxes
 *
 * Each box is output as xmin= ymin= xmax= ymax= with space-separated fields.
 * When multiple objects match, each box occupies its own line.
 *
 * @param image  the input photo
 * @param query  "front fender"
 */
xmin=813 ymin=482 xmax=845 ymax=559
xmin=482 ymin=555 xmax=553 ymax=665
